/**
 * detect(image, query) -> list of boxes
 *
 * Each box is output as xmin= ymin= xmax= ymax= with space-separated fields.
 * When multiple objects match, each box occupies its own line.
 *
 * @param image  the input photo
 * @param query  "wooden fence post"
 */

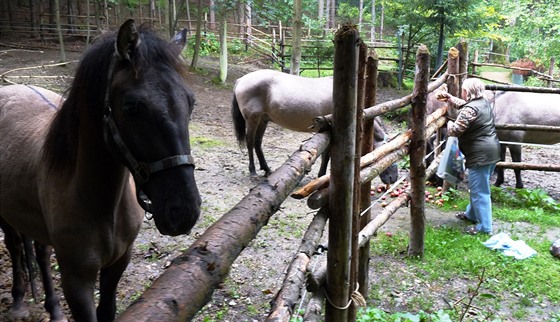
xmin=358 ymin=51 xmax=378 ymax=301
xmin=326 ymin=24 xmax=359 ymax=322
xmin=349 ymin=41 xmax=367 ymax=322
xmin=408 ymin=44 xmax=430 ymax=257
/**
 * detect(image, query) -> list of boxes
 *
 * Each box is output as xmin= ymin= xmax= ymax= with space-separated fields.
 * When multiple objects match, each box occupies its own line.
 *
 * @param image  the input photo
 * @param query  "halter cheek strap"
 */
xmin=103 ymin=108 xmax=196 ymax=186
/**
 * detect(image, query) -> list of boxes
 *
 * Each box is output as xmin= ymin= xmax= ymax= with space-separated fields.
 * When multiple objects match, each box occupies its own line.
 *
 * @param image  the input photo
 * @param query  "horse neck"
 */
xmin=72 ymin=107 xmax=131 ymax=200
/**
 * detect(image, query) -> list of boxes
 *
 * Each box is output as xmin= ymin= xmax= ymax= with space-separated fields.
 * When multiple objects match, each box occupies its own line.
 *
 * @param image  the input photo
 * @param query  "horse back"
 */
xmin=0 ymin=85 xmax=62 ymax=243
xmin=493 ymin=91 xmax=560 ymax=144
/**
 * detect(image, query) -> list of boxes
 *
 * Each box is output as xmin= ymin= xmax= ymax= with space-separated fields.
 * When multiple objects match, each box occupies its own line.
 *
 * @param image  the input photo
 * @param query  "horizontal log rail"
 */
xmin=485 ymin=84 xmax=560 ymax=94
xmin=293 ymin=106 xmax=448 ymax=200
xmin=496 ymin=162 xmax=560 ymax=172
xmin=311 ymin=73 xmax=448 ymax=131
xmin=495 ymin=124 xmax=560 ymax=132
xmin=116 ymin=133 xmax=330 ymax=321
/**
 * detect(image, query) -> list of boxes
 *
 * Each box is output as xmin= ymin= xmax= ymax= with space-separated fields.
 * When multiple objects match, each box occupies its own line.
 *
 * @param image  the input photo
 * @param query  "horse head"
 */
xmin=105 ymin=20 xmax=201 ymax=236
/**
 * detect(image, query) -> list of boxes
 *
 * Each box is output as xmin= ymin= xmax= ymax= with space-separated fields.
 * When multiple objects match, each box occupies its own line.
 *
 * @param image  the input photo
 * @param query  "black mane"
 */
xmin=42 ymin=24 xmax=188 ymax=173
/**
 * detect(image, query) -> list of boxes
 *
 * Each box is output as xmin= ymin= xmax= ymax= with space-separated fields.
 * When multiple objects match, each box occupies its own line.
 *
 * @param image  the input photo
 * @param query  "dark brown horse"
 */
xmin=0 ymin=20 xmax=201 ymax=321
xmin=231 ymin=69 xmax=398 ymax=183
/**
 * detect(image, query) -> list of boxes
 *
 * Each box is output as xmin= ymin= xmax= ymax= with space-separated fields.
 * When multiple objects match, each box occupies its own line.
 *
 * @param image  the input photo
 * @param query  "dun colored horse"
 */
xmin=231 ymin=69 xmax=398 ymax=183
xmin=0 ymin=20 xmax=201 ymax=322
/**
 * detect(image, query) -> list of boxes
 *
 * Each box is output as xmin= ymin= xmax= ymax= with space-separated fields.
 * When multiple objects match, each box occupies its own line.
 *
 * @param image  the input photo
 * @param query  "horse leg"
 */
xmin=57 ymin=257 xmax=98 ymax=322
xmin=318 ymin=147 xmax=330 ymax=177
xmin=34 ymin=242 xmax=67 ymax=322
xmin=510 ymin=144 xmax=524 ymax=189
xmin=245 ymin=118 xmax=259 ymax=176
xmin=96 ymin=249 xmax=132 ymax=322
xmin=494 ymin=144 xmax=507 ymax=187
xmin=0 ymin=220 xmax=29 ymax=319
xmin=254 ymin=120 xmax=272 ymax=176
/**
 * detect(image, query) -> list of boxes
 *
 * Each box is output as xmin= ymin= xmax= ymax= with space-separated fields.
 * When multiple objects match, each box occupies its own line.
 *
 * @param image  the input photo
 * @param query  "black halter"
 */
xmin=102 ymin=53 xmax=195 ymax=214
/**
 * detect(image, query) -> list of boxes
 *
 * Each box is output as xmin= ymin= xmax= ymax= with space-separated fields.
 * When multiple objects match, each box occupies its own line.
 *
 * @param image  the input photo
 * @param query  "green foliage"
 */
xmin=488 ymin=0 xmax=560 ymax=63
xmin=357 ymin=308 xmax=453 ymax=322
xmin=491 ymin=186 xmax=560 ymax=213
xmin=515 ymin=188 xmax=560 ymax=211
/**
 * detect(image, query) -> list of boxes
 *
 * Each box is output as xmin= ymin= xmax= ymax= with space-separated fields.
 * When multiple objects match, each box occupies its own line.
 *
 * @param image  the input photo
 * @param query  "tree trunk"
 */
xmin=219 ymin=17 xmax=227 ymax=84
xmin=149 ymin=0 xmax=156 ymax=28
xmin=209 ymin=0 xmax=215 ymax=30
xmin=326 ymin=24 xmax=359 ymax=322
xmin=380 ymin=1 xmax=384 ymax=40
xmin=370 ymin=0 xmax=376 ymax=43
xmin=407 ymin=44 xmax=430 ymax=258
xmin=168 ymin=0 xmax=177 ymax=38
xmin=67 ymin=0 xmax=75 ymax=34
xmin=54 ymin=0 xmax=66 ymax=62
xmin=244 ymin=2 xmax=252 ymax=44
xmin=290 ymin=0 xmax=303 ymax=75
xmin=435 ymin=9 xmax=445 ymax=71
xmin=191 ymin=0 xmax=203 ymax=68
xmin=358 ymin=0 xmax=363 ymax=31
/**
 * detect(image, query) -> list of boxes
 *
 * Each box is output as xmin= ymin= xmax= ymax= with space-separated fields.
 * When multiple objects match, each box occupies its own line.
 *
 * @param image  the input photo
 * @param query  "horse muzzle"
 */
xmin=149 ymin=187 xmax=202 ymax=236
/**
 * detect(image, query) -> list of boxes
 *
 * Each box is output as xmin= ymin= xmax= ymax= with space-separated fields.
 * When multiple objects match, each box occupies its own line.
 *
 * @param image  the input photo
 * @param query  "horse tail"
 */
xmin=23 ymin=236 xmax=38 ymax=301
xmin=231 ymin=93 xmax=246 ymax=147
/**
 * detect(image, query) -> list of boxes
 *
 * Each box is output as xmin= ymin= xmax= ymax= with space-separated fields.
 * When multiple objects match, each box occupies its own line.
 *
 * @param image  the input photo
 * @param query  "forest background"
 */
xmin=2 ymin=0 xmax=560 ymax=83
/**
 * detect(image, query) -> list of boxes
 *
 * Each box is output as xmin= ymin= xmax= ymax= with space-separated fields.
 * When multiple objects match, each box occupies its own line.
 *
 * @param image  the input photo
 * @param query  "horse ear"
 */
xmin=169 ymin=29 xmax=188 ymax=57
xmin=116 ymin=19 xmax=139 ymax=62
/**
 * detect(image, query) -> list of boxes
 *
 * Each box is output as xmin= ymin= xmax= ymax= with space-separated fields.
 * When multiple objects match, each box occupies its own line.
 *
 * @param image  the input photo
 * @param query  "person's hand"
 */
xmin=447 ymin=120 xmax=454 ymax=130
xmin=437 ymin=92 xmax=451 ymax=102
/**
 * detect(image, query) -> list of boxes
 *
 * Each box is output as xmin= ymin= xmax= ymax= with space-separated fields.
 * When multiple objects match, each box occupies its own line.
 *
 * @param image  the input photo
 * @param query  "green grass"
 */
xmin=477 ymin=65 xmax=511 ymax=73
xmin=191 ymin=136 xmax=226 ymax=149
xmin=365 ymin=186 xmax=560 ymax=320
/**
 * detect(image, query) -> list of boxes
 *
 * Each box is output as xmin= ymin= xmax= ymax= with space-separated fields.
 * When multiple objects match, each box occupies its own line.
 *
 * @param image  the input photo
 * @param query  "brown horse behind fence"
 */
xmin=0 ymin=20 xmax=201 ymax=322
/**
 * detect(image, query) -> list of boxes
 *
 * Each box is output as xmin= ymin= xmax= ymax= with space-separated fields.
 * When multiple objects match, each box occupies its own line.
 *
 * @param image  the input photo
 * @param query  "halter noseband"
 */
xmin=102 ymin=53 xmax=195 ymax=213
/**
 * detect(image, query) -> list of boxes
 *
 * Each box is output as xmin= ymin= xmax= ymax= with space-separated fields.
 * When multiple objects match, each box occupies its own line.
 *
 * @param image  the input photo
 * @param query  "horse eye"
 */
xmin=124 ymin=101 xmax=142 ymax=115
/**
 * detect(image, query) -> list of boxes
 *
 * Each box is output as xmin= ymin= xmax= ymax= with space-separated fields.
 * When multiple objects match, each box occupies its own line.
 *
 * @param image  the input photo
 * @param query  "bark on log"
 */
xmin=266 ymin=253 xmax=309 ymax=322
xmin=494 ymin=124 xmax=560 ymax=132
xmin=358 ymin=54 xmax=378 ymax=301
xmin=495 ymin=162 xmax=560 ymax=172
xmin=326 ymin=24 xmax=359 ymax=321
xmin=303 ymin=291 xmax=325 ymax=322
xmin=349 ymin=41 xmax=368 ymax=321
xmin=307 ymin=187 xmax=330 ymax=210
xmin=485 ymin=84 xmax=560 ymax=94
xmin=408 ymin=44 xmax=430 ymax=258
xmin=116 ymin=133 xmax=329 ymax=322
xmin=266 ymin=208 xmax=328 ymax=321
xmin=292 ymin=106 xmax=447 ymax=201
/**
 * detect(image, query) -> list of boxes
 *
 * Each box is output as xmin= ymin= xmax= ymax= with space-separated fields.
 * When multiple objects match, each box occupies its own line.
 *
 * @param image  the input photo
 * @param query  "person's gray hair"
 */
xmin=461 ymin=78 xmax=486 ymax=101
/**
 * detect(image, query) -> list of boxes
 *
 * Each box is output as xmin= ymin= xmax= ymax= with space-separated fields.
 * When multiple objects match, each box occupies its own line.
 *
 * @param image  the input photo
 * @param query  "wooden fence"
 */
xmin=114 ymin=26 xmax=457 ymax=321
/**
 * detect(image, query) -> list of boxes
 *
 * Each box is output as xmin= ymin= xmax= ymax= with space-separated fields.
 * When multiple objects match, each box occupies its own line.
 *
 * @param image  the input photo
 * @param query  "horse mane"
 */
xmin=42 ymin=23 xmax=189 ymax=174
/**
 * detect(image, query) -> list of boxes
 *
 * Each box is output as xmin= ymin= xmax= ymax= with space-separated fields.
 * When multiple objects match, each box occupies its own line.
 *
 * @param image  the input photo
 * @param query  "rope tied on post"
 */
xmin=325 ymin=283 xmax=367 ymax=310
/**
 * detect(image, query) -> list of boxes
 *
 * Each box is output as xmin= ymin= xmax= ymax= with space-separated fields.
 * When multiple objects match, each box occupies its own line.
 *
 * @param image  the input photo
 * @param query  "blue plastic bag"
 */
xmin=436 ymin=136 xmax=465 ymax=185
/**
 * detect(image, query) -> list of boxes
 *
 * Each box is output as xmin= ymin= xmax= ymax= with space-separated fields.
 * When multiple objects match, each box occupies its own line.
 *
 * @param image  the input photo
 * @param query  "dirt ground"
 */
xmin=0 ymin=39 xmax=559 ymax=321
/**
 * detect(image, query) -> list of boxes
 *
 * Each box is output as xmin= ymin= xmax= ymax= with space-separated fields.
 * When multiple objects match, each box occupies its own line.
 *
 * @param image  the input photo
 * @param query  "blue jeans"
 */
xmin=464 ymin=163 xmax=496 ymax=234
